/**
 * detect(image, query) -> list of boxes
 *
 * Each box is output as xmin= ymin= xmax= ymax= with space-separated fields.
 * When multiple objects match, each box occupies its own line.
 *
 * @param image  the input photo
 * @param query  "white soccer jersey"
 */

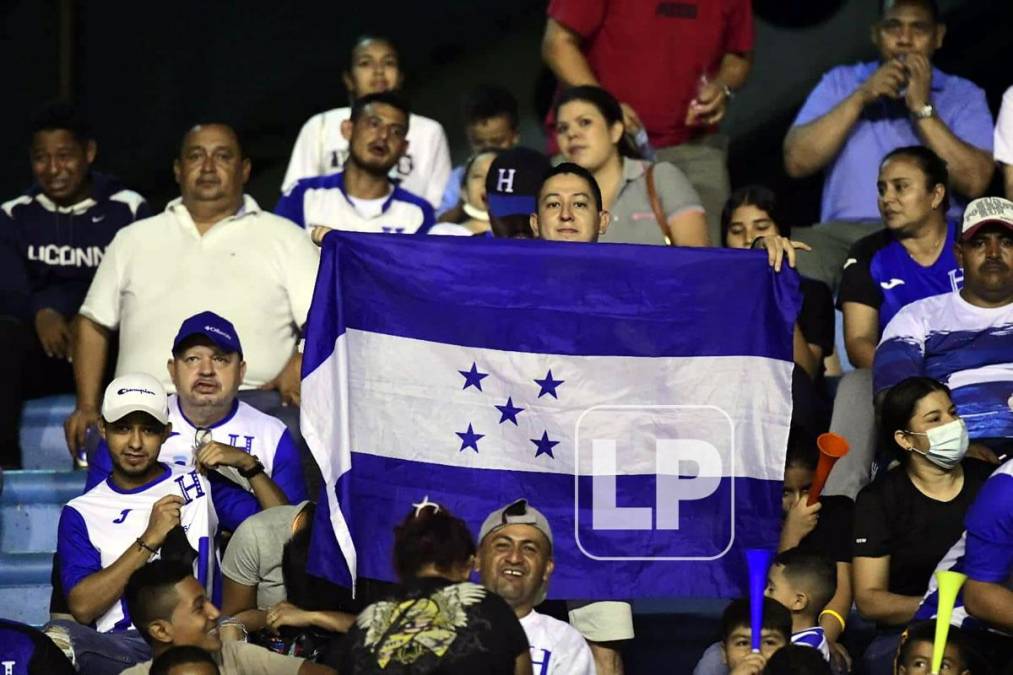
xmin=275 ymin=171 xmax=435 ymax=236
xmin=57 ymin=465 xmax=219 ymax=633
xmin=161 ymin=396 xmax=308 ymax=502
xmin=520 ymin=610 xmax=595 ymax=675
xmin=85 ymin=396 xmax=309 ymax=505
xmin=282 ymin=107 xmax=452 ymax=209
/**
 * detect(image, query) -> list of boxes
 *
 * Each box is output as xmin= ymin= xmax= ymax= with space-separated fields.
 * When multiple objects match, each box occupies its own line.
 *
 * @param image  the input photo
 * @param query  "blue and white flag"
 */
xmin=301 ymin=232 xmax=800 ymax=599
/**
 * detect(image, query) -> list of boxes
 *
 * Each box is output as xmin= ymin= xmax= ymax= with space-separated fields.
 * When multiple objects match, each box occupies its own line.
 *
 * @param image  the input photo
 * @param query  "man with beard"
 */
xmin=85 ymin=312 xmax=306 ymax=507
xmin=875 ymin=196 xmax=1013 ymax=457
xmin=49 ymin=374 xmax=264 ymax=675
xmin=477 ymin=500 xmax=595 ymax=675
xmin=275 ymin=92 xmax=435 ymax=241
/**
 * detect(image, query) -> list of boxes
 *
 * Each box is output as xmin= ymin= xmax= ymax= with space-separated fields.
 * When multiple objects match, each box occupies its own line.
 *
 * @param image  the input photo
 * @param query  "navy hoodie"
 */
xmin=0 ymin=172 xmax=150 ymax=321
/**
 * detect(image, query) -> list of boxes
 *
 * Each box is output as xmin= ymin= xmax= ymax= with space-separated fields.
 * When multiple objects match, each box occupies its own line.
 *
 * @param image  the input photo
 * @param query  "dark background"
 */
xmin=1 ymin=0 xmax=1009 ymax=227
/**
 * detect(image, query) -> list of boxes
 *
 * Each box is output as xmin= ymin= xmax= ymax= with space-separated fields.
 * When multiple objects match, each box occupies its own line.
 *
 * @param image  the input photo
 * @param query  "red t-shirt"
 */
xmin=546 ymin=0 xmax=753 ymax=149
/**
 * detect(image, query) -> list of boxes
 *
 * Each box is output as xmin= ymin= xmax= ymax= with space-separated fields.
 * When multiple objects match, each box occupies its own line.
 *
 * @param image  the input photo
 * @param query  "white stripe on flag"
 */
xmin=301 ymin=335 xmax=357 ymax=583
xmin=320 ymin=329 xmax=790 ymax=481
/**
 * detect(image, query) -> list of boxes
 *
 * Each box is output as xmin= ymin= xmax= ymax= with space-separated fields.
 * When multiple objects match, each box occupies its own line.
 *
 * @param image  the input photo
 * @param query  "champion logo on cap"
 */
xmin=117 ymin=387 xmax=156 ymax=396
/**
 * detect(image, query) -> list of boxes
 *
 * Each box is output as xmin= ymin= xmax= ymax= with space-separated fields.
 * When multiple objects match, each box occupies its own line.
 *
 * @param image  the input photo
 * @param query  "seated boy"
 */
xmin=763 ymin=644 xmax=832 ymax=675
xmin=765 ymin=548 xmax=837 ymax=661
xmin=894 ymin=621 xmax=974 ymax=675
xmin=780 ymin=430 xmax=854 ymax=664
xmin=693 ymin=597 xmax=792 ymax=675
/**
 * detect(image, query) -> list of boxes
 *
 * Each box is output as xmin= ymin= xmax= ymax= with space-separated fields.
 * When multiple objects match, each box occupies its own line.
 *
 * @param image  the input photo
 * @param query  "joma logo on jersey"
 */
xmin=175 ymin=470 xmax=205 ymax=504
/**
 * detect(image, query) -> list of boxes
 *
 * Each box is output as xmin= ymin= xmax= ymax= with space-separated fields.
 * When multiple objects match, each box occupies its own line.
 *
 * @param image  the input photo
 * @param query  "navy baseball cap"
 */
xmin=485 ymin=147 xmax=551 ymax=218
xmin=172 ymin=311 xmax=243 ymax=356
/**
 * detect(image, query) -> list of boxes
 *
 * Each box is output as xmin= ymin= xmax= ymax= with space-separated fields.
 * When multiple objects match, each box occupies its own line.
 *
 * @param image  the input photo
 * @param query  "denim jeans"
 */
xmin=45 ymin=619 xmax=150 ymax=675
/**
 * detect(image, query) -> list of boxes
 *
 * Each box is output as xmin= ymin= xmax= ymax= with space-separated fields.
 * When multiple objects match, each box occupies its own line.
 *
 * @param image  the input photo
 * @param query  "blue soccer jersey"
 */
xmin=875 ymin=290 xmax=1013 ymax=440
xmin=914 ymin=461 xmax=1012 ymax=633
xmin=837 ymin=225 xmax=961 ymax=332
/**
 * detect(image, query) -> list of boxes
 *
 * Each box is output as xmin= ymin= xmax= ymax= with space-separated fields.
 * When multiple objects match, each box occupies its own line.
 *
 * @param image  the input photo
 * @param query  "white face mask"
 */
xmin=905 ymin=418 xmax=969 ymax=470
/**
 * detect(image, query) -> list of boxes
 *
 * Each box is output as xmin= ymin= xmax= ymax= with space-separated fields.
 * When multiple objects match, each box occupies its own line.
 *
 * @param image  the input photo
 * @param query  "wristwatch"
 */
xmin=239 ymin=458 xmax=265 ymax=479
xmin=912 ymin=104 xmax=934 ymax=120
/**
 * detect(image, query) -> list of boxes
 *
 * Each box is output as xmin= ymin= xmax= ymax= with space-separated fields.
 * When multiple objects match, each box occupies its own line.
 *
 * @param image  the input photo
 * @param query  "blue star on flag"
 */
xmin=495 ymin=397 xmax=525 ymax=425
xmin=456 ymin=423 xmax=484 ymax=453
xmin=534 ymin=369 xmax=565 ymax=398
xmin=531 ymin=431 xmax=559 ymax=459
xmin=458 ymin=362 xmax=489 ymax=391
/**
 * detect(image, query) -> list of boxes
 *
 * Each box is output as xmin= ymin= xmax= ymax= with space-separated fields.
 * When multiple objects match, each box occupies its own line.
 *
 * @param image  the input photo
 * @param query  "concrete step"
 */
xmin=0 ymin=471 xmax=85 ymax=554
xmin=0 ymin=552 xmax=52 ymax=586
xmin=20 ymin=395 xmax=76 ymax=470
xmin=0 ymin=585 xmax=52 ymax=626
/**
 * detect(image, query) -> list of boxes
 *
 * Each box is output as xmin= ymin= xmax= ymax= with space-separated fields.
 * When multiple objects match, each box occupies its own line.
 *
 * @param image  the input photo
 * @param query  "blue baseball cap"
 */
xmin=485 ymin=147 xmax=551 ymax=218
xmin=172 ymin=311 xmax=243 ymax=356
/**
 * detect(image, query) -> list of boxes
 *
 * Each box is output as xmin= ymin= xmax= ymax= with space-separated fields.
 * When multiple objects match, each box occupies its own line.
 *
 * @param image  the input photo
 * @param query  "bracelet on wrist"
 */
xmin=239 ymin=459 xmax=265 ymax=479
xmin=136 ymin=538 xmax=158 ymax=556
xmin=819 ymin=608 xmax=846 ymax=632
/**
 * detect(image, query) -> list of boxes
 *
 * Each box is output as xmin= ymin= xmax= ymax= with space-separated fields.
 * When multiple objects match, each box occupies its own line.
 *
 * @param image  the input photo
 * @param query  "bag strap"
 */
xmin=645 ymin=163 xmax=673 ymax=246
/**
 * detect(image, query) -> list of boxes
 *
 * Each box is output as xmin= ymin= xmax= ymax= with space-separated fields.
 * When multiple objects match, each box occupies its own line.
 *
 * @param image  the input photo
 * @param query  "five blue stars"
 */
xmin=459 ymin=362 xmax=489 ymax=391
xmin=456 ymin=423 xmax=484 ymax=453
xmin=495 ymin=397 xmax=525 ymax=425
xmin=534 ymin=369 xmax=565 ymax=399
xmin=531 ymin=431 xmax=559 ymax=459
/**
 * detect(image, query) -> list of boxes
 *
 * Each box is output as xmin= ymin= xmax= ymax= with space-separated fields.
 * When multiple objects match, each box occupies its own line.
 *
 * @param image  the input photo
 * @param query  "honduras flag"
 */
xmin=301 ymin=232 xmax=800 ymax=599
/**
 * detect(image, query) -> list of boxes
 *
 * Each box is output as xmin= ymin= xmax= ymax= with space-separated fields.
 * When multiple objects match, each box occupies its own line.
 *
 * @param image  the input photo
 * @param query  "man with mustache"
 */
xmin=65 ymin=123 xmax=320 ymax=461
xmin=476 ymin=500 xmax=595 ymax=675
xmin=784 ymin=0 xmax=994 ymax=292
xmin=275 ymin=92 xmax=434 ymax=242
xmin=85 ymin=312 xmax=307 ymax=507
xmin=875 ymin=196 xmax=1013 ymax=458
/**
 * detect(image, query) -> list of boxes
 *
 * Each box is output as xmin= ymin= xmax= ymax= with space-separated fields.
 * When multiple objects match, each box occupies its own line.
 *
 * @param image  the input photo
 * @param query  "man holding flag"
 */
xmin=301 ymin=163 xmax=801 ymax=674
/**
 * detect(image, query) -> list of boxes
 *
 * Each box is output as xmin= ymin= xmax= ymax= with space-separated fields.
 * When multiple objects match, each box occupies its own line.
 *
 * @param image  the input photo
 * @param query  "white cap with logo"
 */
xmin=101 ymin=373 xmax=170 ymax=425
xmin=961 ymin=197 xmax=1013 ymax=241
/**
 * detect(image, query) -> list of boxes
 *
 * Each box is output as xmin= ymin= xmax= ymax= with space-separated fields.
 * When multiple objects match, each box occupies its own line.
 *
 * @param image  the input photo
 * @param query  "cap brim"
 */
xmin=961 ymin=219 xmax=1013 ymax=241
xmin=102 ymin=404 xmax=169 ymax=426
xmin=173 ymin=330 xmax=241 ymax=355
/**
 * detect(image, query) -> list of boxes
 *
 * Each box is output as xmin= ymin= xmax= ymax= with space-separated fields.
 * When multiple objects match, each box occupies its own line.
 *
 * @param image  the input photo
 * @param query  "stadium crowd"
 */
xmin=0 ymin=0 xmax=1011 ymax=673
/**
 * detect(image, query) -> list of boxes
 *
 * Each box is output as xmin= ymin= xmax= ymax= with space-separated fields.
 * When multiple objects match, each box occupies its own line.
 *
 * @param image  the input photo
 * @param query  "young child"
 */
xmin=894 ymin=621 xmax=973 ymax=675
xmin=765 ymin=547 xmax=836 ymax=661
xmin=763 ymin=644 xmax=832 ymax=674
xmin=693 ymin=597 xmax=792 ymax=675
xmin=779 ymin=430 xmax=854 ymax=663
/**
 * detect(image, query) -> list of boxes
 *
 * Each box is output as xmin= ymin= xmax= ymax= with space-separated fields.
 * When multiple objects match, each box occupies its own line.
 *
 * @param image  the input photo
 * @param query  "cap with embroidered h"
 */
xmin=478 ymin=498 xmax=553 ymax=548
xmin=172 ymin=311 xmax=243 ymax=356
xmin=961 ymin=196 xmax=1013 ymax=241
xmin=101 ymin=373 xmax=169 ymax=425
xmin=485 ymin=147 xmax=552 ymax=218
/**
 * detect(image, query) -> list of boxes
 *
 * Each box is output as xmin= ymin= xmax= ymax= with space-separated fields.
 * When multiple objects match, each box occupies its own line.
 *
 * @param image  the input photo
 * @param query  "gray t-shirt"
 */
xmin=121 ymin=640 xmax=304 ymax=675
xmin=220 ymin=502 xmax=308 ymax=609
xmin=600 ymin=158 xmax=703 ymax=246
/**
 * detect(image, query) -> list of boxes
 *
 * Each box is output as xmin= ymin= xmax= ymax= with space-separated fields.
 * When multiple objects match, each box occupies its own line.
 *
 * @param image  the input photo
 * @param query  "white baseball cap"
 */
xmin=101 ymin=373 xmax=169 ymax=425
xmin=961 ymin=197 xmax=1013 ymax=241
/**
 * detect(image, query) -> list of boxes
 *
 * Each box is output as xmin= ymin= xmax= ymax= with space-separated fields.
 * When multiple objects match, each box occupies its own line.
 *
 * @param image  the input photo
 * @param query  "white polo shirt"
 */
xmin=281 ymin=107 xmax=451 ymax=209
xmin=79 ymin=196 xmax=320 ymax=390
